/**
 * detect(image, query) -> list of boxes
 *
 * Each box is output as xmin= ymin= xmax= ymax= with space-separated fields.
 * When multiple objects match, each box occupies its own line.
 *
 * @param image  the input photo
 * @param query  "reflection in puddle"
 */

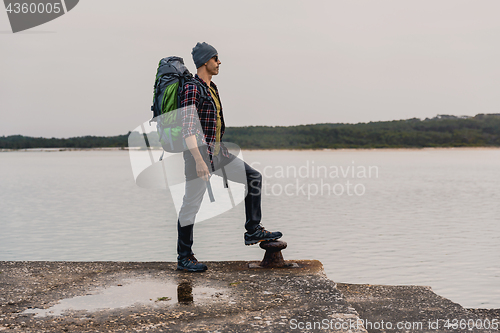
xmin=23 ymin=279 xmax=224 ymax=317
xmin=177 ymin=281 xmax=193 ymax=303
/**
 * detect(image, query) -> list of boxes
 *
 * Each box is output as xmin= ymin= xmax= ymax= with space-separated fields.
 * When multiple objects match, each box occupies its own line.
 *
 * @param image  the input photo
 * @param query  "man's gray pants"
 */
xmin=177 ymin=148 xmax=262 ymax=259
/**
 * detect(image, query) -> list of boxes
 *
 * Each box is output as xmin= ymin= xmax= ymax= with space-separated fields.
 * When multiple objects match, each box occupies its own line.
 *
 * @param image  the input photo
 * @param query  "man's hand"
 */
xmin=185 ymin=134 xmax=210 ymax=181
xmin=195 ymin=159 xmax=210 ymax=181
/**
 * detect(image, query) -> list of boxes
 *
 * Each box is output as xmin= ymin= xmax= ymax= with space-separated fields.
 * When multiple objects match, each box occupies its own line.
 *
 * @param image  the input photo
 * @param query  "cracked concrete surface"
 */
xmin=0 ymin=260 xmax=366 ymax=332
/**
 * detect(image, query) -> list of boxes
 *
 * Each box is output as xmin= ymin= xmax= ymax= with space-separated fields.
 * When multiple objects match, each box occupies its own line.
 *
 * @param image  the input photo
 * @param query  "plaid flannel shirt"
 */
xmin=181 ymin=74 xmax=229 ymax=159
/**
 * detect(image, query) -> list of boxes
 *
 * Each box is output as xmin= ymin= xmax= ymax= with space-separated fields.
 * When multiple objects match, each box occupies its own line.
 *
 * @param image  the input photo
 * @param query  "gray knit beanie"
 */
xmin=192 ymin=42 xmax=218 ymax=69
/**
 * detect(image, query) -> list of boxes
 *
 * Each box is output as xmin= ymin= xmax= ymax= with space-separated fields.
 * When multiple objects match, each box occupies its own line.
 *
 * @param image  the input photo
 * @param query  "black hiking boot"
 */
xmin=244 ymin=225 xmax=283 ymax=245
xmin=177 ymin=255 xmax=208 ymax=272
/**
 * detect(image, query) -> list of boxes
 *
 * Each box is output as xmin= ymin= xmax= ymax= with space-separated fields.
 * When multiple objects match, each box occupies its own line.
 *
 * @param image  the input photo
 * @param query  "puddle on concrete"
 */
xmin=23 ymin=278 xmax=226 ymax=317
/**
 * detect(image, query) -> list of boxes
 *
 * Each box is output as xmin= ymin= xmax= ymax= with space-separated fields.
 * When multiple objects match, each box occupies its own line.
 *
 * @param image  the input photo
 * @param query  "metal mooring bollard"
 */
xmin=259 ymin=240 xmax=288 ymax=268
xmin=248 ymin=240 xmax=299 ymax=269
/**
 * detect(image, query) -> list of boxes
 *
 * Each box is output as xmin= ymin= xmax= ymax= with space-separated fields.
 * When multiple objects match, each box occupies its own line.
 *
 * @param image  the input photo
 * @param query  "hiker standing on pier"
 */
xmin=176 ymin=42 xmax=283 ymax=272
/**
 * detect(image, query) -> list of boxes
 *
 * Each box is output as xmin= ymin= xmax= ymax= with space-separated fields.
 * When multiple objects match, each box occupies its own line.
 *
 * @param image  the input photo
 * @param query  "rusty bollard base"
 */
xmin=248 ymin=240 xmax=299 ymax=269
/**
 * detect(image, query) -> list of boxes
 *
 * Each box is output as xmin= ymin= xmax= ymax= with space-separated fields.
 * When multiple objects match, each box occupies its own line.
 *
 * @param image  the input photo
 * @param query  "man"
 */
xmin=176 ymin=42 xmax=283 ymax=272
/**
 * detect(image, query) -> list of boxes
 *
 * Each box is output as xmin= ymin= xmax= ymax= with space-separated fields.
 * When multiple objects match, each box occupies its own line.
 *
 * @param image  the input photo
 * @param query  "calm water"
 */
xmin=1 ymin=148 xmax=499 ymax=309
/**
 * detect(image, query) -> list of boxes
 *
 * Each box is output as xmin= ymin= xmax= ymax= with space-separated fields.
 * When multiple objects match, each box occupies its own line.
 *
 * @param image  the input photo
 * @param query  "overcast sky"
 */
xmin=1 ymin=0 xmax=500 ymax=138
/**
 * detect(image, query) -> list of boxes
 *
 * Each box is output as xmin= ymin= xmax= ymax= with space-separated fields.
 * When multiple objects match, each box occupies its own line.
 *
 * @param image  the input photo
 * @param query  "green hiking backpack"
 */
xmin=151 ymin=56 xmax=207 ymax=153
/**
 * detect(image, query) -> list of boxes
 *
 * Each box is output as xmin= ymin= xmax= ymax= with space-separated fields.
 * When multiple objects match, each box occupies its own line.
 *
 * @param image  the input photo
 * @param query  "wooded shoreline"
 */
xmin=2 ymin=114 xmax=499 ymax=150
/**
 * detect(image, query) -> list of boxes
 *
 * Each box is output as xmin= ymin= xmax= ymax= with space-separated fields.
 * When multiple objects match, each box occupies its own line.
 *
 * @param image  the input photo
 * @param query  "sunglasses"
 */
xmin=212 ymin=55 xmax=219 ymax=62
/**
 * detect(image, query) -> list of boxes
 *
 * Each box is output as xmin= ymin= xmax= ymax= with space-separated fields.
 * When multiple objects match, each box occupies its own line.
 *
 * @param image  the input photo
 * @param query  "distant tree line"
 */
xmin=223 ymin=114 xmax=500 ymax=149
xmin=0 ymin=134 xmax=129 ymax=149
xmin=2 ymin=114 xmax=500 ymax=150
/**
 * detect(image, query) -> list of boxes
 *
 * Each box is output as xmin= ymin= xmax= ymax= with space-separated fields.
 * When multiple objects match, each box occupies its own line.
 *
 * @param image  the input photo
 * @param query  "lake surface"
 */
xmin=1 ymin=148 xmax=499 ymax=309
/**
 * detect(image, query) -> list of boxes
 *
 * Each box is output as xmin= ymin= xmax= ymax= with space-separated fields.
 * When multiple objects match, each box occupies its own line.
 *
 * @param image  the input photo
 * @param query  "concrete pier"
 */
xmin=0 ymin=261 xmax=498 ymax=332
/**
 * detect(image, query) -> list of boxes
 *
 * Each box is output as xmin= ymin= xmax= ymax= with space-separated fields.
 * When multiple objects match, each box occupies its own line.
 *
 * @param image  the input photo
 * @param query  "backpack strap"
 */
xmin=151 ymin=74 xmax=164 ymax=119
xmin=193 ymin=80 xmax=209 ymax=111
